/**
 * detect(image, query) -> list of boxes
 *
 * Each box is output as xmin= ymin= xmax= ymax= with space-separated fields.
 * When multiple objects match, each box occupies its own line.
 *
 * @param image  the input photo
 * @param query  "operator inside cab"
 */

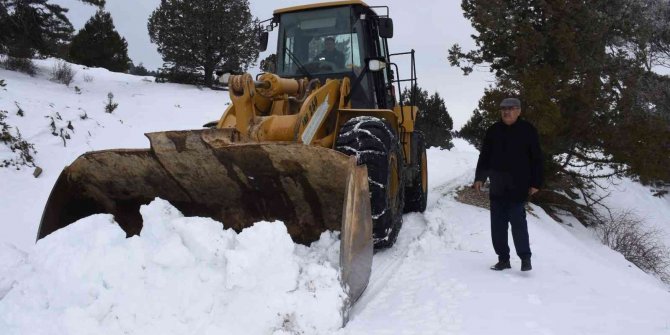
xmin=277 ymin=7 xmax=363 ymax=77
xmin=314 ymin=36 xmax=345 ymax=69
xmin=275 ymin=6 xmax=377 ymax=108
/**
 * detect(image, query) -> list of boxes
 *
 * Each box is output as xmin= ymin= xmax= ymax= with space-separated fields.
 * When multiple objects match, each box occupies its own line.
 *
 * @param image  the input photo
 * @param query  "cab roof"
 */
xmin=273 ymin=0 xmax=370 ymax=15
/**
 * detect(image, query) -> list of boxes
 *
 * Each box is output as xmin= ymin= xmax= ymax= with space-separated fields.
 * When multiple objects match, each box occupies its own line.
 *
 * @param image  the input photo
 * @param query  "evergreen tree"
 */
xmin=129 ymin=62 xmax=150 ymax=76
xmin=401 ymin=85 xmax=454 ymax=149
xmin=69 ymin=10 xmax=130 ymax=72
xmin=148 ymin=0 xmax=259 ymax=86
xmin=458 ymin=109 xmax=490 ymax=150
xmin=260 ymin=53 xmax=276 ymax=73
xmin=79 ymin=0 xmax=104 ymax=6
xmin=0 ymin=0 xmax=73 ymax=58
xmin=450 ymin=0 xmax=670 ymax=187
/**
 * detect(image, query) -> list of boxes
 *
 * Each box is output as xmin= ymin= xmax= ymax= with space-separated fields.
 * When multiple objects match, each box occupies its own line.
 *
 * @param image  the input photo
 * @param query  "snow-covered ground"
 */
xmin=0 ymin=58 xmax=225 ymax=248
xmin=2 ymin=59 xmax=670 ymax=334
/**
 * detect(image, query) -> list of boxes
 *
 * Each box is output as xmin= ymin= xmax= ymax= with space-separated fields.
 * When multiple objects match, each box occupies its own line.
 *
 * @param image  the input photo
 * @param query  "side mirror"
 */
xmin=368 ymin=59 xmax=386 ymax=72
xmin=259 ymin=31 xmax=269 ymax=52
xmin=379 ymin=18 xmax=393 ymax=38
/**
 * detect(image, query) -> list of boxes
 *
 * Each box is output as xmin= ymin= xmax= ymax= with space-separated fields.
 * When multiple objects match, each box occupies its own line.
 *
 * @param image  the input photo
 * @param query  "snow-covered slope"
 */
xmin=341 ymin=142 xmax=670 ymax=334
xmin=1 ymin=58 xmax=227 ymax=248
xmin=2 ymin=59 xmax=670 ymax=334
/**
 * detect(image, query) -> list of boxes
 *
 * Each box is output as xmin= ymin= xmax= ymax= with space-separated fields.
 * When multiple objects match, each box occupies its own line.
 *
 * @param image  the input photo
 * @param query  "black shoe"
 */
xmin=490 ymin=260 xmax=511 ymax=271
xmin=521 ymin=258 xmax=532 ymax=271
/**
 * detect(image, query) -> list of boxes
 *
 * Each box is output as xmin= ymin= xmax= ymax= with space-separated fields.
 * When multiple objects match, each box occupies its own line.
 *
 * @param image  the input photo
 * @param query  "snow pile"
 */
xmin=0 ymin=199 xmax=346 ymax=335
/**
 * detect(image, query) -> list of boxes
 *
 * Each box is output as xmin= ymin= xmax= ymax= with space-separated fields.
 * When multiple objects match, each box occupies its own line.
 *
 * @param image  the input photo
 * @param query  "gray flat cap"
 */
xmin=500 ymin=98 xmax=521 ymax=108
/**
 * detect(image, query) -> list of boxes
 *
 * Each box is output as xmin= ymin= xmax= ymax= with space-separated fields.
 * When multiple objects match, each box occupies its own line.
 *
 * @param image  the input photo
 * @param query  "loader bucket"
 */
xmin=38 ymin=129 xmax=373 ymax=305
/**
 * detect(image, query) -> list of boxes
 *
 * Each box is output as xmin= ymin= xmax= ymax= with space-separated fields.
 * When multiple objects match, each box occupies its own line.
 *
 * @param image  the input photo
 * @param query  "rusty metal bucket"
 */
xmin=37 ymin=129 xmax=373 ymax=307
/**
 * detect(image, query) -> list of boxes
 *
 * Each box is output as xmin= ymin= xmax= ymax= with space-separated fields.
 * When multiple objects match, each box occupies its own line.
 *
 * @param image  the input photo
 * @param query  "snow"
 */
xmin=2 ymin=59 xmax=670 ymax=334
xmin=0 ymin=199 xmax=345 ymax=335
xmin=0 ymin=58 xmax=226 ymax=248
xmin=340 ymin=140 xmax=670 ymax=334
xmin=599 ymin=178 xmax=670 ymax=249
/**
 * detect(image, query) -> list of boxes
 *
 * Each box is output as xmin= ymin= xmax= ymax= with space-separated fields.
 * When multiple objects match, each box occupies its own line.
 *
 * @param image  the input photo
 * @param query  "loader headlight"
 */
xmin=368 ymin=59 xmax=386 ymax=72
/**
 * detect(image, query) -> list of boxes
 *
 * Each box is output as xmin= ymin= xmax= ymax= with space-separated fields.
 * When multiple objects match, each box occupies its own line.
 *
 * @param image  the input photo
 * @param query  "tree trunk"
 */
xmin=204 ymin=64 xmax=214 ymax=87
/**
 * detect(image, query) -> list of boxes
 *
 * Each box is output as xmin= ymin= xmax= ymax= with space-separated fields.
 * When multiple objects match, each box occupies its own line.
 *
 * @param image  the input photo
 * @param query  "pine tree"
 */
xmin=129 ymin=62 xmax=150 ymax=76
xmin=402 ymin=85 xmax=454 ymax=149
xmin=450 ymin=0 xmax=670 ymax=186
xmin=458 ymin=110 xmax=489 ymax=150
xmin=69 ymin=10 xmax=131 ymax=72
xmin=148 ymin=0 xmax=259 ymax=86
xmin=0 ymin=0 xmax=73 ymax=58
xmin=79 ymin=0 xmax=104 ymax=6
xmin=260 ymin=53 xmax=276 ymax=73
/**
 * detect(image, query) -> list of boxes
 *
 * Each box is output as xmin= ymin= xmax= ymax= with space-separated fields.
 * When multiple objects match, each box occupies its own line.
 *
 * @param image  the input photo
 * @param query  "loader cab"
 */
xmin=266 ymin=1 xmax=396 ymax=109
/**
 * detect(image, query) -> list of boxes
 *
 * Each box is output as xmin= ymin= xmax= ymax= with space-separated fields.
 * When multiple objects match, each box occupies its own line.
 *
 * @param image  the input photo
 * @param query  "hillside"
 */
xmin=1 ymin=59 xmax=670 ymax=334
xmin=1 ymin=59 xmax=226 ymax=248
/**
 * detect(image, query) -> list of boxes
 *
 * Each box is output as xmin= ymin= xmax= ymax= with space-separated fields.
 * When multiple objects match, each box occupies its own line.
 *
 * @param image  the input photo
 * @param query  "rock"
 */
xmin=33 ymin=166 xmax=42 ymax=178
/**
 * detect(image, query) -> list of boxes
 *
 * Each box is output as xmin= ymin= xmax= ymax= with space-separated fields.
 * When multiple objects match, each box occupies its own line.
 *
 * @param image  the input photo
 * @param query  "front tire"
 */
xmin=336 ymin=116 xmax=404 ymax=249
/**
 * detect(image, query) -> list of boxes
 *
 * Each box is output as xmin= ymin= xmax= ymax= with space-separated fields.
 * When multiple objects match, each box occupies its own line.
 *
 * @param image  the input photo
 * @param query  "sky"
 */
xmin=51 ymin=0 xmax=494 ymax=128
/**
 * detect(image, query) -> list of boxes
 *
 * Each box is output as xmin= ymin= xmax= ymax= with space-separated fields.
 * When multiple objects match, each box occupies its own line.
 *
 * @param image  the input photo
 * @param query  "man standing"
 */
xmin=473 ymin=98 xmax=543 ymax=271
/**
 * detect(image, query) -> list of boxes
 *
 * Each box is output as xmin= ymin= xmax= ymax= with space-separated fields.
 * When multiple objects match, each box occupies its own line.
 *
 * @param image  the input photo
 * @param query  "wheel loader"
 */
xmin=37 ymin=0 xmax=428 ymax=319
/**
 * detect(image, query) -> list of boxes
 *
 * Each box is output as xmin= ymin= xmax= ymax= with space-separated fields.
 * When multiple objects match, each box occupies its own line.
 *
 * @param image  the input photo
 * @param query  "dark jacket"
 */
xmin=475 ymin=118 xmax=543 ymax=201
xmin=315 ymin=49 xmax=345 ymax=68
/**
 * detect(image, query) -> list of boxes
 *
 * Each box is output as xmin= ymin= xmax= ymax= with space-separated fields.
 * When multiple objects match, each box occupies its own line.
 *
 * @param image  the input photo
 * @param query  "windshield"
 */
xmin=277 ymin=7 xmax=363 ymax=77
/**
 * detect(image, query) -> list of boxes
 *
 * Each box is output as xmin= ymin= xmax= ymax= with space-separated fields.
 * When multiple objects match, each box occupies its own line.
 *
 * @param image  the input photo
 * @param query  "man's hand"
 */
xmin=528 ymin=187 xmax=539 ymax=196
xmin=473 ymin=181 xmax=483 ymax=192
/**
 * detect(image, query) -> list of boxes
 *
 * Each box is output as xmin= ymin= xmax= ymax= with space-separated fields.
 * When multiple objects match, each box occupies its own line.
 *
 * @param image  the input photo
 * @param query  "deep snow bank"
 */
xmin=0 ymin=199 xmax=346 ymax=335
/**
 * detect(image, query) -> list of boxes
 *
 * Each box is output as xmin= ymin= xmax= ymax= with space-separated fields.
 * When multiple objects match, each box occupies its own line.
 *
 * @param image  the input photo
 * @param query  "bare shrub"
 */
xmin=50 ymin=61 xmax=76 ymax=86
xmin=594 ymin=210 xmax=670 ymax=283
xmin=83 ymin=74 xmax=94 ymax=82
xmin=1 ymin=57 xmax=37 ymax=76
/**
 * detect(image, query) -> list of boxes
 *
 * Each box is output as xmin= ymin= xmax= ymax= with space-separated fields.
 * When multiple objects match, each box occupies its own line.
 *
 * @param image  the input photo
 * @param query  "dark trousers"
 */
xmin=490 ymin=199 xmax=532 ymax=261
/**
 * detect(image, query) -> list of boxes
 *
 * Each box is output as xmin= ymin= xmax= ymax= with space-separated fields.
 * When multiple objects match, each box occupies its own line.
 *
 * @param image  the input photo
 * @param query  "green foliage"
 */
xmin=458 ymin=109 xmax=490 ymax=150
xmin=104 ymin=92 xmax=118 ymax=113
xmin=0 ymin=56 xmax=37 ymax=76
xmin=401 ymin=85 xmax=454 ymax=150
xmin=260 ymin=54 xmax=276 ymax=73
xmin=129 ymin=62 xmax=154 ymax=76
xmin=79 ymin=0 xmax=104 ymax=7
xmin=0 ymin=0 xmax=73 ymax=58
xmin=1 ymin=109 xmax=36 ymax=169
xmin=451 ymin=0 xmax=670 ymax=186
xmin=15 ymin=102 xmax=24 ymax=116
xmin=69 ymin=10 xmax=130 ymax=72
xmin=148 ymin=0 xmax=259 ymax=86
xmin=154 ymin=65 xmax=201 ymax=85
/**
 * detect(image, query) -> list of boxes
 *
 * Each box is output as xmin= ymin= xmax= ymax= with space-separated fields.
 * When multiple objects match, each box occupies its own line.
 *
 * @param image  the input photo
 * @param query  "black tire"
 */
xmin=403 ymin=131 xmax=428 ymax=213
xmin=336 ymin=116 xmax=404 ymax=249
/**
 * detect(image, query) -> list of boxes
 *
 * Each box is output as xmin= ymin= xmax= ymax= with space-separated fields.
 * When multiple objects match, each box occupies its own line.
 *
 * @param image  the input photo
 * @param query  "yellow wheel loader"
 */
xmin=37 ymin=0 xmax=428 ymax=313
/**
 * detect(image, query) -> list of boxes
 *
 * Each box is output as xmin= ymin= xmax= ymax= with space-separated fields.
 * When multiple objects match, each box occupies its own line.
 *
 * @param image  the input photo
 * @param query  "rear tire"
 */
xmin=336 ymin=116 xmax=404 ymax=249
xmin=403 ymin=131 xmax=428 ymax=213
